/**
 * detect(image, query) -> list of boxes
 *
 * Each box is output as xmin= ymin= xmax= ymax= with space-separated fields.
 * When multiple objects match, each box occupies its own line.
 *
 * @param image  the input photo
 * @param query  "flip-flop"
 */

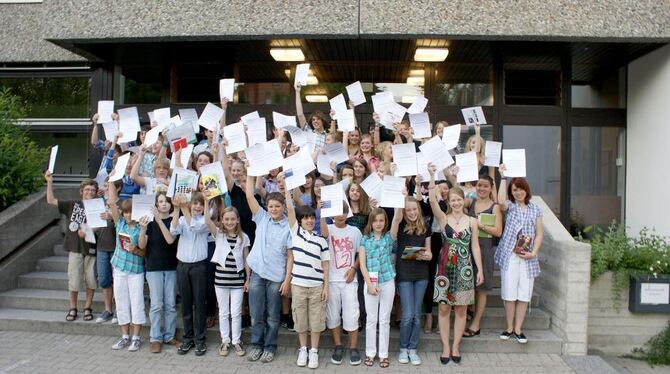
xmin=463 ymin=328 xmax=480 ymax=338
xmin=379 ymin=358 xmax=390 ymax=368
xmin=364 ymin=356 xmax=375 ymax=367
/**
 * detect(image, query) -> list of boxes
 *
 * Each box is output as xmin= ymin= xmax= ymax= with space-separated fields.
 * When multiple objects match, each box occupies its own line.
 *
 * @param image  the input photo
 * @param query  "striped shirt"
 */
xmin=214 ymin=235 xmax=247 ymax=288
xmin=360 ymin=231 xmax=396 ymax=283
xmin=290 ymin=224 xmax=330 ymax=287
xmin=111 ymin=218 xmax=144 ymax=274
xmin=494 ymin=200 xmax=542 ymax=278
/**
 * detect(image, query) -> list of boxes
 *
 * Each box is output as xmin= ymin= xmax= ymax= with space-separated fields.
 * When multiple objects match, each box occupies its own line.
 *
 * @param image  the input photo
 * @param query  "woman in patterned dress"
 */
xmin=427 ymin=164 xmax=484 ymax=365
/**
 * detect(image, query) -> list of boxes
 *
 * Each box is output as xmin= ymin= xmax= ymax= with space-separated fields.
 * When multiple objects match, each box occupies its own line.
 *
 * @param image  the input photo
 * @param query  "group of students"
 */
xmin=44 ymin=83 xmax=543 ymax=369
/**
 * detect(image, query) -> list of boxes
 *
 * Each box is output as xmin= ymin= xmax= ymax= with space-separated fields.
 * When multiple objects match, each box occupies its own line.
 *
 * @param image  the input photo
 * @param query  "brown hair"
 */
xmin=120 ymin=199 xmax=132 ymax=214
xmin=266 ymin=191 xmax=285 ymax=206
xmin=363 ymin=208 xmax=388 ymax=236
xmin=402 ymin=197 xmax=427 ymax=236
xmin=79 ymin=179 xmax=98 ymax=192
xmin=508 ymin=177 xmax=532 ymax=204
xmin=189 ymin=191 xmax=206 ymax=209
xmin=219 ymin=206 xmax=244 ymax=244
xmin=347 ymin=182 xmax=371 ymax=215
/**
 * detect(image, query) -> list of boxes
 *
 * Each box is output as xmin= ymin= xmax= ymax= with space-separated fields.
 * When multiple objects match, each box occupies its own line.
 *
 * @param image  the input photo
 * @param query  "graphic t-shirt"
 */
xmin=326 ymin=224 xmax=362 ymax=282
xmin=58 ymin=200 xmax=92 ymax=256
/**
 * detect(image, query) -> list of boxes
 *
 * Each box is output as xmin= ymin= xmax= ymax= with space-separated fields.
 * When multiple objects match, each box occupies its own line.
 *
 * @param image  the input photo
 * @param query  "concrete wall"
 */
xmin=627 ymin=43 xmax=670 ymax=237
xmin=588 ymin=272 xmax=670 ymax=355
xmin=532 ymin=196 xmax=592 ymax=355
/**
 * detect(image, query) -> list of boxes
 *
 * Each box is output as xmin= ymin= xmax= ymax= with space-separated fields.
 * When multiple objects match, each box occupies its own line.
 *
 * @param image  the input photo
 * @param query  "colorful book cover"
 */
xmin=171 ymin=138 xmax=188 ymax=152
xmin=202 ymin=174 xmax=222 ymax=199
xmin=174 ymin=172 xmax=196 ymax=202
xmin=118 ymin=233 xmax=132 ymax=252
xmin=478 ymin=213 xmax=495 ymax=238
xmin=400 ymin=246 xmax=426 ymax=260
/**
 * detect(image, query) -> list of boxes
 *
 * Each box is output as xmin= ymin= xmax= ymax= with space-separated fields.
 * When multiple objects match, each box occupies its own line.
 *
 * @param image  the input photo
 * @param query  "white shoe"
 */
xmin=297 ymin=346 xmax=308 ymax=367
xmin=308 ymin=349 xmax=319 ymax=369
xmin=398 ymin=348 xmax=409 ymax=364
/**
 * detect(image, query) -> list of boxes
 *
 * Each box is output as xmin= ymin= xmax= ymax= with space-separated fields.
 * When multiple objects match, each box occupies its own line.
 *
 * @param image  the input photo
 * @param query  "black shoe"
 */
xmin=286 ymin=317 xmax=295 ymax=332
xmin=514 ymin=332 xmax=528 ymax=344
xmin=440 ymin=356 xmax=450 ymax=365
xmin=500 ymin=330 xmax=514 ymax=340
xmin=463 ymin=328 xmax=480 ymax=338
xmin=195 ymin=343 xmax=207 ymax=356
xmin=451 ymin=355 xmax=461 ymax=364
xmin=242 ymin=315 xmax=251 ymax=329
xmin=177 ymin=341 xmax=195 ymax=355
xmin=331 ymin=345 xmax=343 ymax=365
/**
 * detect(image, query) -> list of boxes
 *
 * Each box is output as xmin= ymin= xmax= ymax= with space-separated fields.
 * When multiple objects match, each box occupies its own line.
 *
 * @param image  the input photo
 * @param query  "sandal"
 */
xmin=463 ymin=328 xmax=480 ymax=338
xmin=379 ymin=358 xmax=390 ymax=368
xmin=65 ymin=308 xmax=78 ymax=322
xmin=364 ymin=356 xmax=375 ymax=367
xmin=206 ymin=316 xmax=216 ymax=328
xmin=83 ymin=308 xmax=93 ymax=321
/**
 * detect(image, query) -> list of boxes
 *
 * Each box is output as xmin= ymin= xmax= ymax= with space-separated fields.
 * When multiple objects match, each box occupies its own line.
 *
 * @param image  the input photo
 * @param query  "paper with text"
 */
xmin=502 ymin=149 xmax=526 ymax=177
xmin=48 ymin=145 xmax=58 ymax=174
xmin=419 ymin=136 xmax=454 ymax=171
xmin=320 ymin=184 xmax=345 ymax=218
xmin=131 ymin=194 xmax=156 ymax=222
xmin=295 ymin=63 xmax=310 ymax=86
xmin=442 ymin=124 xmax=462 ymax=150
xmin=245 ymin=117 xmax=267 ymax=146
xmin=360 ymin=172 xmax=382 ymax=201
xmin=109 ymin=153 xmax=130 ymax=182
xmin=484 ymin=141 xmax=502 ymax=167
xmin=380 ymin=176 xmax=406 ymax=208
xmin=455 ymin=151 xmax=479 ymax=183
xmin=223 ymin=122 xmax=247 ymax=154
xmin=461 ymin=106 xmax=487 ymax=125
xmin=407 ymin=96 xmax=428 ymax=114
xmin=199 ymin=102 xmax=224 ymax=132
xmin=83 ymin=198 xmax=107 ymax=228
xmin=219 ymin=79 xmax=235 ymax=101
xmin=346 ymin=81 xmax=366 ymax=106
xmin=272 ymin=111 xmax=296 ymax=129
xmin=409 ymin=112 xmax=431 ymax=139
xmin=392 ymin=143 xmax=418 ymax=176
xmin=97 ymin=101 xmax=114 ymax=124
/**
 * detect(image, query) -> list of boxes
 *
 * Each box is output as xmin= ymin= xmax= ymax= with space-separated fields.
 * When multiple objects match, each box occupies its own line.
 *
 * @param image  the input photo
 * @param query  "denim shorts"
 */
xmin=96 ymin=250 xmax=114 ymax=289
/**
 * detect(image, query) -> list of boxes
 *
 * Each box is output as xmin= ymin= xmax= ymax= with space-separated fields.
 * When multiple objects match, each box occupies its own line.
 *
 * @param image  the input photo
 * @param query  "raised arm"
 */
xmin=130 ymin=147 xmax=147 ymax=186
xmin=203 ymin=196 xmax=218 ymax=237
xmin=44 ymin=171 xmax=58 ymax=206
xmin=90 ymin=113 xmax=100 ymax=146
xmin=295 ymin=84 xmax=307 ymax=129
xmin=153 ymin=207 xmax=175 ymax=244
xmin=281 ymin=172 xmax=297 ymax=228
xmin=427 ymin=164 xmax=447 ymax=228
xmin=390 ymin=207 xmax=403 ymax=241
xmin=170 ymin=195 xmax=182 ymax=232
xmin=320 ymin=214 xmax=329 ymax=238
xmin=107 ymin=181 xmax=120 ymax=225
xmin=497 ymin=164 xmax=508 ymax=212
xmin=220 ymin=142 xmax=235 ymax=193
xmin=245 ymin=174 xmax=261 ymax=214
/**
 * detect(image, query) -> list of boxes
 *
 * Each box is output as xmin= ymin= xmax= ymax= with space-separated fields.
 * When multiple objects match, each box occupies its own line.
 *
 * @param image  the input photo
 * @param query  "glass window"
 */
xmin=0 ymin=76 xmax=90 ymax=118
xmin=123 ymin=77 xmax=161 ymax=104
xmin=237 ymin=82 xmax=290 ymax=104
xmin=29 ymin=132 xmax=89 ymax=176
xmin=572 ymin=67 xmax=626 ymax=109
xmin=434 ymin=63 xmax=493 ymax=106
xmin=505 ymin=70 xmax=560 ymax=105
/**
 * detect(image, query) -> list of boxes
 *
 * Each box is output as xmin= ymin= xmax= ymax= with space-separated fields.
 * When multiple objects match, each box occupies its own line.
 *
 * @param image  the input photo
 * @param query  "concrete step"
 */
xmin=36 ymin=256 xmax=69 ymax=272
xmin=17 ymin=271 xmax=150 ymax=294
xmin=54 ymin=244 xmax=67 ymax=256
xmin=0 ymin=307 xmax=562 ymax=353
xmin=0 ymin=288 xmax=551 ymax=330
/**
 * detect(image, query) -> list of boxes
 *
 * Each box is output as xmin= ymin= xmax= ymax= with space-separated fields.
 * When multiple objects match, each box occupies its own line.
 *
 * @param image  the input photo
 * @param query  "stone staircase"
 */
xmin=0 ymin=242 xmax=563 ymax=353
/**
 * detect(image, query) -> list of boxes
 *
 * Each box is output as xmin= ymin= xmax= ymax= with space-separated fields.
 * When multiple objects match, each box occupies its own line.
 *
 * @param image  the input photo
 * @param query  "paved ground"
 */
xmin=0 ymin=331 xmax=667 ymax=374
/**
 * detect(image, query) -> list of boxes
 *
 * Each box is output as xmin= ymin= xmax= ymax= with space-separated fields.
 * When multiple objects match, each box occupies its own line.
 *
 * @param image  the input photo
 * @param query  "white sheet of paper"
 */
xmin=346 ymin=81 xmax=366 ymax=106
xmin=419 ymin=136 xmax=454 ymax=171
xmin=380 ymin=101 xmax=407 ymax=129
xmin=97 ymin=101 xmax=114 ymax=123
xmin=219 ymin=79 xmax=235 ymax=101
xmin=241 ymin=111 xmax=260 ymax=123
xmin=455 ymin=151 xmax=479 ymax=183
xmin=329 ymin=94 xmax=348 ymax=120
xmin=316 ymin=153 xmax=334 ymax=177
xmin=285 ymin=125 xmax=308 ymax=147
xmin=170 ymin=144 xmax=194 ymax=169
xmin=416 ymin=152 xmax=447 ymax=181
xmin=178 ymin=108 xmax=199 ymax=133
xmin=442 ymin=124 xmax=462 ymax=150
xmin=484 ymin=141 xmax=502 ymax=167
xmin=272 ymin=111 xmax=296 ymax=129
xmin=502 ymin=149 xmax=526 ymax=177
xmin=143 ymin=126 xmax=162 ymax=149
xmin=409 ymin=112 xmax=431 ymax=139
xmin=199 ymin=161 xmax=228 ymax=193
xmin=461 ymin=106 xmax=487 ymax=125
xmin=336 ymin=109 xmax=356 ymax=132
xmin=407 ymin=96 xmax=428 ymax=114
xmin=246 ymin=139 xmax=283 ymax=176
xmin=117 ymin=107 xmax=141 ymax=133
xmin=392 ymin=143 xmax=418 ymax=176
xmin=371 ymin=91 xmax=394 ymax=114
xmin=167 ymin=123 xmax=197 ymax=151
xmin=295 ymin=63 xmax=310 ymax=86
xmin=380 ymin=176 xmax=406 ymax=208
xmin=109 ymin=152 xmax=130 ymax=182
xmin=131 ymin=194 xmax=156 ymax=222
xmin=320 ymin=184 xmax=345 ymax=218
xmin=284 ymin=146 xmax=315 ymax=175
xmin=640 ymin=283 xmax=670 ymax=305
xmin=360 ymin=172 xmax=382 ymax=201
xmin=153 ymin=107 xmax=171 ymax=128
xmin=82 ymin=198 xmax=107 ymax=228
xmin=246 ymin=117 xmax=267 ymax=146
xmin=118 ymin=119 xmax=138 ymax=144
xmin=199 ymin=102 xmax=224 ymax=132
xmin=264 ymin=139 xmax=284 ymax=170
xmin=324 ymin=143 xmax=349 ymax=164
xmin=283 ymin=167 xmax=306 ymax=191
xmin=223 ymin=122 xmax=247 ymax=154
xmin=102 ymin=121 xmax=118 ymax=141
xmin=48 ymin=145 xmax=58 ymax=174
xmin=167 ymin=168 xmax=198 ymax=198
xmin=82 ymin=223 xmax=96 ymax=244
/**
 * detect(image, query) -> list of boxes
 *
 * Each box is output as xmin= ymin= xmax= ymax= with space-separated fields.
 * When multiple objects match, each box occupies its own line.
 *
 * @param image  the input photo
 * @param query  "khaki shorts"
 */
xmin=291 ymin=284 xmax=326 ymax=333
xmin=68 ymin=252 xmax=96 ymax=292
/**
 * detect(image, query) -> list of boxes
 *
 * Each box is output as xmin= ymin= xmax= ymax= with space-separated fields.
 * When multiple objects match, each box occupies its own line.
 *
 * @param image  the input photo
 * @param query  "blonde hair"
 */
xmin=465 ymin=134 xmax=486 ymax=159
xmin=445 ymin=187 xmax=465 ymax=215
xmin=219 ymin=206 xmax=244 ymax=245
xmin=433 ymin=120 xmax=449 ymax=136
xmin=376 ymin=141 xmax=392 ymax=162
xmin=402 ymin=197 xmax=427 ymax=236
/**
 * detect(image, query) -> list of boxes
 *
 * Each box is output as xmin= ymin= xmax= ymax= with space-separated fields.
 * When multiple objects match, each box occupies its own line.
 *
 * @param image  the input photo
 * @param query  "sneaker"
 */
xmin=112 ymin=337 xmax=130 ymax=350
xmin=233 ymin=342 xmax=246 ymax=356
xmin=331 ymin=345 xmax=343 ymax=364
xmin=398 ymin=348 xmax=409 ymax=364
xmin=408 ymin=349 xmax=422 ymax=365
xmin=308 ymin=349 xmax=319 ymax=369
xmin=350 ymin=348 xmax=361 ymax=365
xmin=96 ymin=310 xmax=114 ymax=323
xmin=248 ymin=346 xmax=263 ymax=361
xmin=195 ymin=343 xmax=207 ymax=356
xmin=260 ymin=350 xmax=275 ymax=363
xmin=287 ymin=318 xmax=295 ymax=332
xmin=128 ymin=338 xmax=141 ymax=352
xmin=297 ymin=347 xmax=308 ymax=367
xmin=111 ymin=316 xmax=118 ymax=324
xmin=150 ymin=341 xmax=161 ymax=353
xmin=219 ymin=342 xmax=230 ymax=356
xmin=500 ymin=330 xmax=514 ymax=340
xmin=515 ymin=332 xmax=528 ymax=344
xmin=177 ymin=341 xmax=195 ymax=355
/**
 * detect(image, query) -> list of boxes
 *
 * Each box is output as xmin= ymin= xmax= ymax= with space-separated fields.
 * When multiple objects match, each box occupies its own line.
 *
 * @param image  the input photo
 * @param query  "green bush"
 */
xmin=0 ymin=88 xmax=48 ymax=211
xmin=634 ymin=321 xmax=670 ymax=366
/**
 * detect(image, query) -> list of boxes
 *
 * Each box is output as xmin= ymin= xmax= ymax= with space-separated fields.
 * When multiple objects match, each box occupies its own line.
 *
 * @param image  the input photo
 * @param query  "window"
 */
xmin=29 ymin=132 xmax=89 ymax=176
xmin=505 ymin=70 xmax=560 ymax=105
xmin=434 ymin=63 xmax=493 ymax=106
xmin=0 ymin=76 xmax=90 ymax=118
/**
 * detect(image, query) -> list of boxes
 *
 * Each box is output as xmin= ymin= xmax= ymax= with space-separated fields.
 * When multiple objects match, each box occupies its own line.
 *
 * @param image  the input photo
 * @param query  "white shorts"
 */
xmin=326 ymin=282 xmax=360 ymax=331
xmin=501 ymin=255 xmax=535 ymax=302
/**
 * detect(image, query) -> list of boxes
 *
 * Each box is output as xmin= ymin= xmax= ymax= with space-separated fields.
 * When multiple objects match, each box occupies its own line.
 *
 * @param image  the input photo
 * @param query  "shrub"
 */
xmin=0 ymin=88 xmax=48 ymax=211
xmin=634 ymin=321 xmax=670 ymax=366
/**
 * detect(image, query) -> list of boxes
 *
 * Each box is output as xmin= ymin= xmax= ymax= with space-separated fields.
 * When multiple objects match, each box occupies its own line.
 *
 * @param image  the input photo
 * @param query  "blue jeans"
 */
xmin=146 ymin=270 xmax=178 ymax=343
xmin=397 ymin=279 xmax=428 ymax=350
xmin=248 ymin=272 xmax=281 ymax=353
xmin=96 ymin=251 xmax=113 ymax=289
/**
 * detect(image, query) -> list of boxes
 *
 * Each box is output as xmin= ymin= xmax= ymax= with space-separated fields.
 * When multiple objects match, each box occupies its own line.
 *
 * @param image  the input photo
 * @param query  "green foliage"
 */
xmin=633 ymin=321 xmax=670 ymax=366
xmin=0 ymin=88 xmax=48 ymax=211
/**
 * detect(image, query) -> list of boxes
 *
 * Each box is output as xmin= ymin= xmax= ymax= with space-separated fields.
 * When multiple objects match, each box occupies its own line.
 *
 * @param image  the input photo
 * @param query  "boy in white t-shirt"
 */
xmin=320 ymin=205 xmax=363 ymax=366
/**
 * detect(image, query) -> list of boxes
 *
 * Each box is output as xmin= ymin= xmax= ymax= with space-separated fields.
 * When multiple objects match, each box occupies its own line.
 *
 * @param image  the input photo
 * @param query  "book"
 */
xmin=478 ymin=213 xmax=495 ymax=238
xmin=173 ymin=172 xmax=196 ymax=202
xmin=513 ymin=233 xmax=532 ymax=254
xmin=400 ymin=246 xmax=426 ymax=260
xmin=202 ymin=174 xmax=222 ymax=199
xmin=118 ymin=233 xmax=132 ymax=252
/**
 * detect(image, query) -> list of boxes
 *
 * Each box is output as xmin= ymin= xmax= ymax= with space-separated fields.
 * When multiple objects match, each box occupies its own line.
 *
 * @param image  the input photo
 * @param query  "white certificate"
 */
xmin=380 ymin=176 xmax=406 ymax=208
xmin=316 ymin=153 xmax=334 ymax=177
xmin=283 ymin=146 xmax=316 ymax=175
xmin=295 ymin=63 xmax=310 ymax=86
xmin=199 ymin=102 xmax=224 ymax=132
xmin=102 ymin=121 xmax=118 ymax=141
xmin=461 ymin=106 xmax=487 ymax=125
xmin=407 ymin=96 xmax=428 ymax=114
xmin=320 ymin=184 xmax=345 ymax=218
xmin=392 ymin=143 xmax=418 ymax=177
xmin=219 ymin=78 xmax=235 ymax=101
xmin=169 ymin=144 xmax=194 ymax=169
xmin=143 ymin=126 xmax=162 ymax=149
xmin=246 ymin=139 xmax=284 ymax=176
xmin=83 ymin=198 xmax=107 ymax=228
xmin=455 ymin=151 xmax=479 ymax=183
xmin=283 ymin=167 xmax=306 ymax=191
xmin=416 ymin=152 xmax=447 ymax=181
xmin=360 ymin=172 xmax=382 ymax=201
xmin=109 ymin=153 xmax=130 ymax=182
xmin=442 ymin=124 xmax=462 ymax=150
xmin=346 ymin=81 xmax=366 ymax=106
xmin=285 ymin=125 xmax=308 ymax=147
xmin=153 ymin=107 xmax=171 ymax=129
xmin=117 ymin=107 xmax=141 ymax=133
xmin=240 ymin=111 xmax=260 ymax=123
xmin=419 ymin=136 xmax=454 ymax=171
xmin=324 ymin=142 xmax=349 ymax=164
xmin=82 ymin=223 xmax=96 ymax=244
xmin=329 ymin=94 xmax=348 ymax=120
xmin=48 ymin=145 xmax=58 ymax=174
xmin=640 ymin=283 xmax=670 ymax=305
xmin=118 ymin=118 xmax=138 ymax=144
xmin=409 ymin=112 xmax=431 ymax=139
xmin=336 ymin=109 xmax=356 ymax=132
xmin=178 ymin=108 xmax=200 ymax=133
xmin=97 ymin=101 xmax=114 ymax=124
xmin=371 ymin=91 xmax=394 ymax=114
xmin=131 ymin=194 xmax=156 ymax=222
xmin=502 ymin=149 xmax=527 ymax=177
xmin=380 ymin=102 xmax=407 ymax=129
xmin=223 ymin=122 xmax=247 ymax=154
xmin=272 ymin=111 xmax=296 ymax=128
xmin=245 ymin=117 xmax=267 ymax=146
xmin=484 ymin=141 xmax=502 ymax=167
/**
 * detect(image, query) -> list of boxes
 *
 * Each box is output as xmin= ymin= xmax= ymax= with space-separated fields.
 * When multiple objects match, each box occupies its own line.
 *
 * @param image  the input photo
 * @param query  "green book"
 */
xmin=478 ymin=213 xmax=495 ymax=238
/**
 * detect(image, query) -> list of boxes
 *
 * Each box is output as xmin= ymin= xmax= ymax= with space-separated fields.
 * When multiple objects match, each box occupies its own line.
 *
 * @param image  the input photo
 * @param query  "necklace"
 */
xmin=451 ymin=213 xmax=466 ymax=227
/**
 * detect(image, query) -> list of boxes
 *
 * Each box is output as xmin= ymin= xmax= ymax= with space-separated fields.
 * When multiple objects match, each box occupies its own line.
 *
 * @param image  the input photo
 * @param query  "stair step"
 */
xmin=16 ymin=271 xmax=151 ymax=294
xmin=36 ymin=256 xmax=69 ymax=272
xmin=54 ymin=244 xmax=67 ymax=256
xmin=0 ymin=308 xmax=562 ymax=353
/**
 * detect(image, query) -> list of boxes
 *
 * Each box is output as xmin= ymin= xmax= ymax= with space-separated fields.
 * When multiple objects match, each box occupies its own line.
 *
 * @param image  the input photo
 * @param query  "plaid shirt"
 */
xmin=111 ymin=218 xmax=144 ymax=274
xmin=494 ymin=200 xmax=542 ymax=278
xmin=302 ymin=125 xmax=327 ymax=150
xmin=361 ymin=231 xmax=396 ymax=283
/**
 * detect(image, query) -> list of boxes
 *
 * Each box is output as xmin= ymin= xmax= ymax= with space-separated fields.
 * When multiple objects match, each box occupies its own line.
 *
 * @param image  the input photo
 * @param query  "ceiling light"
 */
xmin=284 ymin=69 xmax=291 ymax=78
xmin=406 ymin=76 xmax=425 ymax=86
xmin=306 ymin=95 xmax=328 ymax=103
xmin=409 ymin=69 xmax=425 ymax=76
xmin=306 ymin=75 xmax=319 ymax=85
xmin=414 ymin=48 xmax=449 ymax=62
xmin=401 ymin=96 xmax=416 ymax=104
xmin=270 ymin=48 xmax=305 ymax=62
